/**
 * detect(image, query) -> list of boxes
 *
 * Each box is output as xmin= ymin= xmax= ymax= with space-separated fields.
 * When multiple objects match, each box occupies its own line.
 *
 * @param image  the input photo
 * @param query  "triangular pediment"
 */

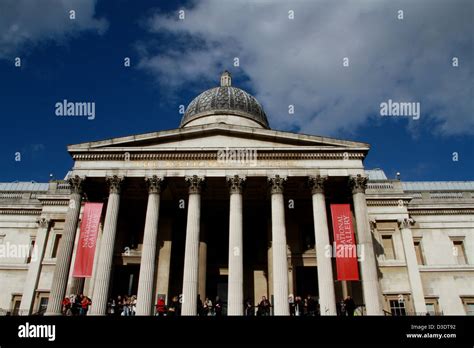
xmin=68 ymin=123 xmax=369 ymax=154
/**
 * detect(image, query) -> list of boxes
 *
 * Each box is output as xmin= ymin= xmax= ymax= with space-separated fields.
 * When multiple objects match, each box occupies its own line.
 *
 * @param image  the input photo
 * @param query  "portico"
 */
xmin=43 ymin=171 xmax=382 ymax=316
xmin=43 ymin=72 xmax=383 ymax=316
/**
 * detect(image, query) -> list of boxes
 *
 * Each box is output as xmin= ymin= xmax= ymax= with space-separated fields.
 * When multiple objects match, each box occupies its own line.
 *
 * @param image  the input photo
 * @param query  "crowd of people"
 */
xmin=61 ymin=294 xmax=91 ymax=316
xmin=253 ymin=295 xmax=320 ymax=316
xmin=338 ymin=296 xmax=357 ymax=316
xmin=62 ymin=293 xmax=359 ymax=316
xmin=154 ymin=293 xmax=346 ymax=316
xmin=197 ymin=295 xmax=224 ymax=316
xmin=155 ymin=295 xmax=224 ymax=316
xmin=106 ymin=295 xmax=137 ymax=316
xmin=287 ymin=295 xmax=319 ymax=316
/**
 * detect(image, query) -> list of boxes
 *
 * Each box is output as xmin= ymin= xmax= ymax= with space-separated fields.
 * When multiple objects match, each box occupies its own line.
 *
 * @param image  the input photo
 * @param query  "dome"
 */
xmin=180 ymin=71 xmax=270 ymax=129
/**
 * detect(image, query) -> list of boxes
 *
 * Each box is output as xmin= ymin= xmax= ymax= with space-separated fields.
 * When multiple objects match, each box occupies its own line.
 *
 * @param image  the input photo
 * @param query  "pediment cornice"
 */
xmin=68 ymin=123 xmax=370 ymax=154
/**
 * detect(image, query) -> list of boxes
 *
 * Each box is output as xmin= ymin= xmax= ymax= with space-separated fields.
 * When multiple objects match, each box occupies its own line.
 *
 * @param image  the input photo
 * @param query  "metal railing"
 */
xmin=367 ymin=183 xmax=395 ymax=190
xmin=430 ymin=192 xmax=463 ymax=199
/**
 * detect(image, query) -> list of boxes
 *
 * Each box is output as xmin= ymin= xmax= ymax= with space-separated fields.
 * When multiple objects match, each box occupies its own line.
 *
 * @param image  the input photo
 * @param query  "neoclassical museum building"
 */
xmin=0 ymin=72 xmax=473 ymax=316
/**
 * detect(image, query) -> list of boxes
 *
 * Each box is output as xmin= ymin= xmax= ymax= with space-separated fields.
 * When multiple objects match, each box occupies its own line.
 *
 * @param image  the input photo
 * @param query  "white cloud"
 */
xmin=138 ymin=0 xmax=473 ymax=137
xmin=0 ymin=0 xmax=108 ymax=59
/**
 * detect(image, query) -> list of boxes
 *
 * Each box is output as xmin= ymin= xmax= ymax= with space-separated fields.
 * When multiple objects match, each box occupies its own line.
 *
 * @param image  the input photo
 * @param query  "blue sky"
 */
xmin=0 ymin=0 xmax=472 ymax=182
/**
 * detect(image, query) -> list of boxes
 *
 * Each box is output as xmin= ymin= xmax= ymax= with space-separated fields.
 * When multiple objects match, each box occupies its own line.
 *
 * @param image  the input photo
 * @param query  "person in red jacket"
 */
xmin=62 ymin=297 xmax=71 ymax=315
xmin=80 ymin=295 xmax=91 ymax=316
xmin=156 ymin=297 xmax=167 ymax=316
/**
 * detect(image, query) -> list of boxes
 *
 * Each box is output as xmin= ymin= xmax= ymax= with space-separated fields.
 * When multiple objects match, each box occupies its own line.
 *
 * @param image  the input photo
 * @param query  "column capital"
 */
xmin=106 ymin=175 xmax=124 ymax=194
xmin=308 ymin=175 xmax=328 ymax=194
xmin=227 ymin=175 xmax=246 ymax=194
xmin=398 ymin=217 xmax=415 ymax=229
xmin=349 ymin=174 xmax=368 ymax=194
xmin=145 ymin=175 xmax=164 ymax=194
xmin=369 ymin=219 xmax=377 ymax=231
xmin=68 ymin=175 xmax=85 ymax=194
xmin=268 ymin=175 xmax=287 ymax=194
xmin=37 ymin=217 xmax=52 ymax=229
xmin=185 ymin=175 xmax=205 ymax=194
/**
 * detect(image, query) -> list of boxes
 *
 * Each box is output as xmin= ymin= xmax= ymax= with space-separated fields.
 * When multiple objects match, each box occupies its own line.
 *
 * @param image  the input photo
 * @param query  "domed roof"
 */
xmin=180 ymin=71 xmax=269 ymax=129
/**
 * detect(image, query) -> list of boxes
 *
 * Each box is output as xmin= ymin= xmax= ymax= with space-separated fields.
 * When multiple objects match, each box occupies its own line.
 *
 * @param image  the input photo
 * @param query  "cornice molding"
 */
xmin=409 ymin=209 xmax=474 ymax=215
xmin=367 ymin=199 xmax=411 ymax=207
xmin=0 ymin=209 xmax=41 ymax=215
xmin=40 ymin=200 xmax=70 ymax=206
xmin=72 ymin=152 xmax=365 ymax=161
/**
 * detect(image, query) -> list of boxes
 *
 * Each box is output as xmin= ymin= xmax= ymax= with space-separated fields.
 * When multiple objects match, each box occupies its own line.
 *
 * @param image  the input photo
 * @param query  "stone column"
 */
xmin=89 ymin=176 xmax=123 ymax=315
xmin=227 ymin=175 xmax=245 ymax=315
xmin=341 ymin=281 xmax=349 ymax=300
xmin=309 ymin=175 xmax=337 ymax=315
xmin=136 ymin=176 xmax=163 ymax=315
xmin=68 ymin=222 xmax=85 ymax=296
xmin=350 ymin=175 xmax=383 ymax=315
xmin=266 ymin=219 xmax=273 ymax=301
xmin=45 ymin=175 xmax=84 ymax=315
xmin=86 ymin=221 xmax=103 ymax=297
xmin=198 ymin=239 xmax=207 ymax=301
xmin=399 ymin=218 xmax=427 ymax=314
xmin=20 ymin=218 xmax=51 ymax=315
xmin=181 ymin=175 xmax=204 ymax=316
xmin=268 ymin=175 xmax=290 ymax=315
xmin=155 ymin=219 xmax=172 ymax=304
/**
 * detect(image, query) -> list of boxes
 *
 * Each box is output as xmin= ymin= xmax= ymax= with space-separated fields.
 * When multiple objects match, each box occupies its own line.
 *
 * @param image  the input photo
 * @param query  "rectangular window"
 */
xmin=453 ymin=240 xmax=467 ymax=265
xmin=38 ymin=297 xmax=49 ymax=315
xmin=425 ymin=298 xmax=440 ymax=315
xmin=462 ymin=298 xmax=474 ymax=316
xmin=51 ymin=234 xmax=62 ymax=258
xmin=425 ymin=303 xmax=435 ymax=315
xmin=382 ymin=235 xmax=395 ymax=260
xmin=11 ymin=295 xmax=22 ymax=316
xmin=414 ymin=241 xmax=424 ymax=265
xmin=389 ymin=299 xmax=406 ymax=316
xmin=466 ymin=303 xmax=474 ymax=316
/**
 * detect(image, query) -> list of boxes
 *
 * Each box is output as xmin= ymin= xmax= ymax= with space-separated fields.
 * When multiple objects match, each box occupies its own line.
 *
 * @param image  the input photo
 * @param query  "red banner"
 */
xmin=72 ymin=203 xmax=103 ymax=277
xmin=330 ymin=204 xmax=360 ymax=281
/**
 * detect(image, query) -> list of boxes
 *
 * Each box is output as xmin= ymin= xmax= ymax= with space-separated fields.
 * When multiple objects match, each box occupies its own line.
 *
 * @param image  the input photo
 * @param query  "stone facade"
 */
xmin=0 ymin=73 xmax=472 ymax=316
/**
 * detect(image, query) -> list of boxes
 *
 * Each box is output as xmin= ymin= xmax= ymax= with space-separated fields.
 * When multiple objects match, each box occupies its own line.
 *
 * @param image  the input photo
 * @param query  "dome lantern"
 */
xmin=220 ymin=70 xmax=232 ymax=87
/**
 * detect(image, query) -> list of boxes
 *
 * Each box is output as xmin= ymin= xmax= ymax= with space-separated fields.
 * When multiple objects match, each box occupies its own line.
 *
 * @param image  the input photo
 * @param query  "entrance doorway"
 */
xmin=295 ymin=266 xmax=318 ymax=298
xmin=112 ymin=264 xmax=140 ymax=297
xmin=216 ymin=277 xmax=228 ymax=315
